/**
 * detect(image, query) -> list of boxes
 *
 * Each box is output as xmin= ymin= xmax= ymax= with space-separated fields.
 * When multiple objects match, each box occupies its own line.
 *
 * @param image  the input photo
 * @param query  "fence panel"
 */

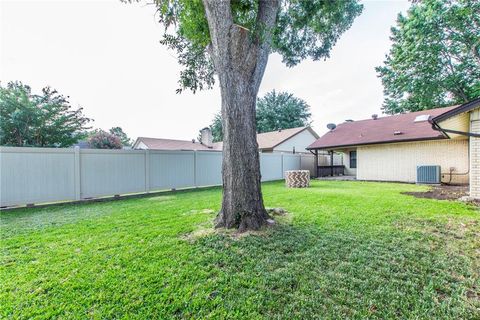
xmin=260 ymin=153 xmax=283 ymax=181
xmin=195 ymin=151 xmax=222 ymax=186
xmin=300 ymin=154 xmax=316 ymax=176
xmin=80 ymin=149 xmax=146 ymax=198
xmin=149 ymin=151 xmax=195 ymax=190
xmin=0 ymin=147 xmax=76 ymax=206
xmin=1 ymin=147 xmax=311 ymax=207
xmin=282 ymin=154 xmax=301 ymax=176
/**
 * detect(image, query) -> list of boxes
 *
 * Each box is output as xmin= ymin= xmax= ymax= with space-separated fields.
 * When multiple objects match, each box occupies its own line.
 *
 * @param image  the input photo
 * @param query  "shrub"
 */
xmin=88 ymin=130 xmax=122 ymax=149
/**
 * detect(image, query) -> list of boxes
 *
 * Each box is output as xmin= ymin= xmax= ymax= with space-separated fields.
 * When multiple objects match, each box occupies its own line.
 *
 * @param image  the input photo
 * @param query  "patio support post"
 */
xmin=330 ymin=151 xmax=334 ymax=176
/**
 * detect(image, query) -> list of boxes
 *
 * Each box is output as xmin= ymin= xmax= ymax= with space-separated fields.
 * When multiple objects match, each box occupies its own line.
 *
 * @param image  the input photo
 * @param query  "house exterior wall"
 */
xmin=273 ymin=129 xmax=318 ymax=153
xmin=134 ymin=141 xmax=149 ymax=150
xmin=356 ymin=139 xmax=468 ymax=184
xmin=470 ymin=110 xmax=480 ymax=197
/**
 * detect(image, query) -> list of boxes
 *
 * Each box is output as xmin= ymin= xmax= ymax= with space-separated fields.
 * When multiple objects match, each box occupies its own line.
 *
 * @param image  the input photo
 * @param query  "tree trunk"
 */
xmin=202 ymin=0 xmax=280 ymax=232
xmin=215 ymin=67 xmax=269 ymax=231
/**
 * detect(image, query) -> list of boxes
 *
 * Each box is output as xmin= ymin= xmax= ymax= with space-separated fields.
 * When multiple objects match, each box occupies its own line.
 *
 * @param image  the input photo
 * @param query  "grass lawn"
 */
xmin=1 ymin=181 xmax=479 ymax=319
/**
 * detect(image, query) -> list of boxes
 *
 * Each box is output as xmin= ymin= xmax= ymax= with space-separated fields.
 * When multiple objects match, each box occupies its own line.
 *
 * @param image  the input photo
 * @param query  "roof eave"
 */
xmin=306 ymin=136 xmax=447 ymax=151
xmin=432 ymin=97 xmax=480 ymax=123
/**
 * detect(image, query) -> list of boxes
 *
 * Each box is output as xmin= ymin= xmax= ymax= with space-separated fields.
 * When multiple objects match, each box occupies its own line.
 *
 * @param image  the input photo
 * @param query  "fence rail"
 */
xmin=0 ymin=147 xmax=315 ymax=207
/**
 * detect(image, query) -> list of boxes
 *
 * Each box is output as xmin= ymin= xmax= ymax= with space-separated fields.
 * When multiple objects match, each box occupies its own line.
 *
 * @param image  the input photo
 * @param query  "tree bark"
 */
xmin=202 ymin=0 xmax=280 ymax=232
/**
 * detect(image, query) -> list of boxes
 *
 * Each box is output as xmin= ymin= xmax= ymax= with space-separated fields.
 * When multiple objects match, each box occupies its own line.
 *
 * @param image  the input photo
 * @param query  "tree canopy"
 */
xmin=256 ymin=90 xmax=311 ymax=133
xmin=109 ymin=127 xmax=133 ymax=146
xmin=208 ymin=90 xmax=311 ymax=142
xmin=0 ymin=81 xmax=91 ymax=147
xmin=376 ymin=0 xmax=480 ymax=114
xmin=143 ymin=0 xmax=363 ymax=93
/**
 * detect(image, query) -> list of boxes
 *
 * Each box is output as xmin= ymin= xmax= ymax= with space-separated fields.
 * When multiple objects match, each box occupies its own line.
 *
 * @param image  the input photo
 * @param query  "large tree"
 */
xmin=208 ymin=90 xmax=312 ymax=142
xmin=0 ymin=81 xmax=91 ymax=147
xmin=130 ymin=0 xmax=362 ymax=231
xmin=377 ymin=0 xmax=480 ymax=115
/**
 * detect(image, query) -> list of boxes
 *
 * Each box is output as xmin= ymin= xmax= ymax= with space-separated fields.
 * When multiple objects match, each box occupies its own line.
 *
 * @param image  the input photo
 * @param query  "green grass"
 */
xmin=1 ymin=181 xmax=479 ymax=319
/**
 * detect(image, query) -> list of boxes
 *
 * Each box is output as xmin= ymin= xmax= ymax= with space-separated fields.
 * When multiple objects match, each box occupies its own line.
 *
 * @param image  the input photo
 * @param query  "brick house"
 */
xmin=307 ymin=98 xmax=480 ymax=198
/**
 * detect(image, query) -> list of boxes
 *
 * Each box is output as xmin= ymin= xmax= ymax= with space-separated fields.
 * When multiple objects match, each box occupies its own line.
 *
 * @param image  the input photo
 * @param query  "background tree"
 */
xmin=88 ymin=130 xmax=123 ymax=149
xmin=109 ymin=126 xmax=133 ymax=146
xmin=208 ymin=90 xmax=312 ymax=142
xmin=376 ymin=0 xmax=480 ymax=114
xmin=207 ymin=113 xmax=223 ymax=143
xmin=128 ymin=0 xmax=362 ymax=231
xmin=256 ymin=90 xmax=311 ymax=133
xmin=0 ymin=81 xmax=91 ymax=147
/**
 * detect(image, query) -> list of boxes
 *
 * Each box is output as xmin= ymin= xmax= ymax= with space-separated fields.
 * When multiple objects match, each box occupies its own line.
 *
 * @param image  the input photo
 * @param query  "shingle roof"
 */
xmin=307 ymin=106 xmax=457 ymax=150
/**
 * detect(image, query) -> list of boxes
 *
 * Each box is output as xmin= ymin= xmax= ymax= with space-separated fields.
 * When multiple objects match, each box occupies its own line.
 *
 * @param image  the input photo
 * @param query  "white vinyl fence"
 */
xmin=0 ymin=147 xmax=315 ymax=207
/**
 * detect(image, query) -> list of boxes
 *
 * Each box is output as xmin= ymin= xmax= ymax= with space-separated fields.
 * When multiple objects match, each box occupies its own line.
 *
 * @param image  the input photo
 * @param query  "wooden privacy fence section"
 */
xmin=0 ymin=147 xmax=316 ymax=207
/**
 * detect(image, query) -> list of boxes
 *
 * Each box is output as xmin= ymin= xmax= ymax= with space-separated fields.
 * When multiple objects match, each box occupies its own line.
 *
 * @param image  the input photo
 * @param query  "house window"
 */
xmin=349 ymin=151 xmax=357 ymax=169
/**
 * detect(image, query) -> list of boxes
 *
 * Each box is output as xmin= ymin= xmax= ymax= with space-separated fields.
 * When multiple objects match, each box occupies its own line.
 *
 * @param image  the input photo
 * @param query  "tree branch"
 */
xmin=202 ymin=0 xmax=233 ymax=69
xmin=251 ymin=0 xmax=280 ymax=92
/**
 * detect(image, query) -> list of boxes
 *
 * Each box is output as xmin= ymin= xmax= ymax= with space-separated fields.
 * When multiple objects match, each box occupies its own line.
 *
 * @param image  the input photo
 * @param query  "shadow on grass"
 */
xmin=186 ymin=222 xmax=479 ymax=319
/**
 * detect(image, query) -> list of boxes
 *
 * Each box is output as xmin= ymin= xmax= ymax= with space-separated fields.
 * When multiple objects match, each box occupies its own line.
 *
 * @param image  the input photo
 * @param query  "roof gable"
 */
xmin=257 ymin=127 xmax=318 ymax=150
xmin=432 ymin=97 xmax=480 ymax=122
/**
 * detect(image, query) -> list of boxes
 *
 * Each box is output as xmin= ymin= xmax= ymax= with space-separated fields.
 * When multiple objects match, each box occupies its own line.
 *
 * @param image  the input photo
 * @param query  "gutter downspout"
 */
xmin=429 ymin=118 xmax=472 ymax=183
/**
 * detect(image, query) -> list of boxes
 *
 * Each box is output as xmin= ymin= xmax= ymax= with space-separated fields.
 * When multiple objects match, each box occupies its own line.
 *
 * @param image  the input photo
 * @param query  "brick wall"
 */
xmin=470 ymin=112 xmax=480 ymax=198
xmin=357 ymin=139 xmax=469 ymax=184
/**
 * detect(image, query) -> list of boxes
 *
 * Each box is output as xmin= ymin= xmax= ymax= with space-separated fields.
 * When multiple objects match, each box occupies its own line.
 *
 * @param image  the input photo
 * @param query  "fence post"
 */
xmin=74 ymin=146 xmax=81 ymax=200
xmin=281 ymin=152 xmax=284 ymax=178
xmin=193 ymin=150 xmax=197 ymax=187
xmin=145 ymin=149 xmax=150 ymax=193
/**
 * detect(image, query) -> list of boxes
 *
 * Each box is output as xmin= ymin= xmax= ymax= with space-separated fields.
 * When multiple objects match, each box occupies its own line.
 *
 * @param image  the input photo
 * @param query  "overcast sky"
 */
xmin=1 ymin=0 xmax=411 ymax=140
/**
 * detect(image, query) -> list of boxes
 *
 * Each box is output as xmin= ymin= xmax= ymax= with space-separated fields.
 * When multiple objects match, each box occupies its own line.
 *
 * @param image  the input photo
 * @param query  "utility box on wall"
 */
xmin=416 ymin=165 xmax=441 ymax=184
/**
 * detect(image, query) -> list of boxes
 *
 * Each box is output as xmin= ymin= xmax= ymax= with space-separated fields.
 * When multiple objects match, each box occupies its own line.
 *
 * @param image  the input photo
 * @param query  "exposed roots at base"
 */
xmin=181 ymin=208 xmax=291 ymax=242
xmin=214 ymin=209 xmax=274 ymax=233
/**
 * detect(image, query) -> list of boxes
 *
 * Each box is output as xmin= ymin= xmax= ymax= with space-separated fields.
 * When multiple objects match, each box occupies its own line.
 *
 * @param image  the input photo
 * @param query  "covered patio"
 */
xmin=311 ymin=150 xmax=356 ymax=178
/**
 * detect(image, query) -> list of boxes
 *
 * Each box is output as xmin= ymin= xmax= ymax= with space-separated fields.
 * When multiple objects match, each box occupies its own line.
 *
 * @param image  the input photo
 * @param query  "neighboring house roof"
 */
xmin=72 ymin=140 xmax=91 ymax=149
xmin=133 ymin=137 xmax=219 ymax=151
xmin=307 ymin=106 xmax=457 ymax=150
xmin=204 ymin=126 xmax=318 ymax=151
xmin=257 ymin=126 xmax=319 ymax=150
xmin=134 ymin=126 xmax=318 ymax=152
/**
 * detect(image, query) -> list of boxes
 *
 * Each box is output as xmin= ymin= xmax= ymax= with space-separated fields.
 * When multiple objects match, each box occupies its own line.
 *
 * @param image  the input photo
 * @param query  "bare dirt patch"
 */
xmin=402 ymin=185 xmax=479 ymax=204
xmin=180 ymin=208 xmax=292 ymax=242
